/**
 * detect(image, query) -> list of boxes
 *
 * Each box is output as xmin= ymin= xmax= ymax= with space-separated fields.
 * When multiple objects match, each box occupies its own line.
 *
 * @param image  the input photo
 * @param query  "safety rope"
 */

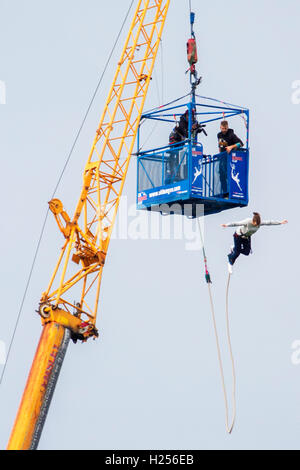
xmin=142 ymin=92 xmax=191 ymax=116
xmin=196 ymin=94 xmax=247 ymax=110
xmin=197 ymin=218 xmax=236 ymax=434
xmin=196 ymin=93 xmax=248 ymax=137
xmin=240 ymin=111 xmax=249 ymax=147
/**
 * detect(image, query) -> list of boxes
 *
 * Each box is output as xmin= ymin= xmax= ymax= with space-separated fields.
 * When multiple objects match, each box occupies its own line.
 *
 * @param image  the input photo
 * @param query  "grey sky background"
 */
xmin=0 ymin=0 xmax=299 ymax=450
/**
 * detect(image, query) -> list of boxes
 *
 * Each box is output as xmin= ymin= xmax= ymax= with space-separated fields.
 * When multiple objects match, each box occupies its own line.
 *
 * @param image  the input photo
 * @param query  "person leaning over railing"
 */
xmin=217 ymin=120 xmax=244 ymax=197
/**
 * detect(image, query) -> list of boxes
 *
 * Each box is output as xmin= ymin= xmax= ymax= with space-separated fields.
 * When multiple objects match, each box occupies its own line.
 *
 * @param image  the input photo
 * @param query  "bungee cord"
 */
xmin=197 ymin=218 xmax=236 ymax=434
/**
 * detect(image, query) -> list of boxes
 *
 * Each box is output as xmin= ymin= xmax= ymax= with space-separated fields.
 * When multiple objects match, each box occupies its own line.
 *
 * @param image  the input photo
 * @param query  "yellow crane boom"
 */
xmin=7 ymin=0 xmax=170 ymax=450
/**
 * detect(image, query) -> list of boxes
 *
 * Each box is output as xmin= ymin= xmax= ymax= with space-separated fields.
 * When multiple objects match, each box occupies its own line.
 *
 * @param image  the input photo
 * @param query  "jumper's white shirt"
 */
xmin=225 ymin=218 xmax=281 ymax=237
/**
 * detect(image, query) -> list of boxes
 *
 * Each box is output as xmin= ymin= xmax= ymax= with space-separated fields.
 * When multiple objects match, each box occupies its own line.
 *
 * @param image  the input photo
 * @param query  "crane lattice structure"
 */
xmin=8 ymin=0 xmax=170 ymax=450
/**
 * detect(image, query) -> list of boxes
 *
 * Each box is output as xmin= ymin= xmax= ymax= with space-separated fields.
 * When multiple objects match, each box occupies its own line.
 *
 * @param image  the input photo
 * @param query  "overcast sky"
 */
xmin=0 ymin=0 xmax=299 ymax=450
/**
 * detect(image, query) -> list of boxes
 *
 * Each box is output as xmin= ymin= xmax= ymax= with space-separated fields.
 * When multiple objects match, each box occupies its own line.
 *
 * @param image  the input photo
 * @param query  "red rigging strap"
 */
xmin=240 ymin=111 xmax=249 ymax=128
xmin=186 ymin=38 xmax=198 ymax=75
xmin=187 ymin=38 xmax=198 ymax=65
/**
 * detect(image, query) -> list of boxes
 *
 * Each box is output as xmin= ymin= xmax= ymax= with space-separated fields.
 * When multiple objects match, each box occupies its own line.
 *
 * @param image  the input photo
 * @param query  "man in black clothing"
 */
xmin=217 ymin=120 xmax=243 ymax=154
xmin=169 ymin=109 xmax=199 ymax=144
xmin=166 ymin=110 xmax=203 ymax=184
xmin=217 ymin=120 xmax=243 ymax=196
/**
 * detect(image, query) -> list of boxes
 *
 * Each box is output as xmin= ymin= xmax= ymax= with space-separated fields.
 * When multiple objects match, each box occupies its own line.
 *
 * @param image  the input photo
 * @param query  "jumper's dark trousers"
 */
xmin=228 ymin=233 xmax=251 ymax=265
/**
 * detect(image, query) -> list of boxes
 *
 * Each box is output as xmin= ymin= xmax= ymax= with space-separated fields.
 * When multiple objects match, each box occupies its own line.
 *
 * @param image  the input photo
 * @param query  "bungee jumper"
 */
xmin=221 ymin=212 xmax=288 ymax=274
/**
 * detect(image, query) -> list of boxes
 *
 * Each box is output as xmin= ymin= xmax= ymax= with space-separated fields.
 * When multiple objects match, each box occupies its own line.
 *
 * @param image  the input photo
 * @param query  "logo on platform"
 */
xmin=192 ymin=162 xmax=202 ymax=185
xmin=138 ymin=192 xmax=147 ymax=203
xmin=230 ymin=163 xmax=242 ymax=192
xmin=232 ymin=154 xmax=243 ymax=162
